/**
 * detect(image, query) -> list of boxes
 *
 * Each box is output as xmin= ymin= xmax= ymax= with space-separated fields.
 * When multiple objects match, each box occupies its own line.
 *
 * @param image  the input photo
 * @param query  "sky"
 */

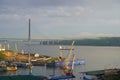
xmin=0 ymin=0 xmax=120 ymax=39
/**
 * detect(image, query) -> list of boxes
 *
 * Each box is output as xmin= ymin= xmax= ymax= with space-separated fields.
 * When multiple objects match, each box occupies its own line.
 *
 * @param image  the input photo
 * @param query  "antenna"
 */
xmin=28 ymin=19 xmax=31 ymax=41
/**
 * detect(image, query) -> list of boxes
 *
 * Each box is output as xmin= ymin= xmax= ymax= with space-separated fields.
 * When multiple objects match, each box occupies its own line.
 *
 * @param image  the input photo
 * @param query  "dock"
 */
xmin=0 ymin=75 xmax=48 ymax=80
xmin=80 ymin=70 xmax=104 ymax=76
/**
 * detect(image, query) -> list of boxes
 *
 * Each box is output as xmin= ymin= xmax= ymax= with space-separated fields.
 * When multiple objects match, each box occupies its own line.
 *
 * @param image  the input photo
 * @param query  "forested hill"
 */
xmin=1 ymin=37 xmax=120 ymax=46
xmin=58 ymin=37 xmax=120 ymax=46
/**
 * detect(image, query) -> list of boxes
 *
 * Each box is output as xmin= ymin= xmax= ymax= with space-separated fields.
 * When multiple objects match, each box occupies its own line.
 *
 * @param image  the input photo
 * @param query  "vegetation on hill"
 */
xmin=42 ymin=37 xmax=120 ymax=46
xmin=0 ymin=51 xmax=6 ymax=61
xmin=104 ymin=75 xmax=120 ymax=80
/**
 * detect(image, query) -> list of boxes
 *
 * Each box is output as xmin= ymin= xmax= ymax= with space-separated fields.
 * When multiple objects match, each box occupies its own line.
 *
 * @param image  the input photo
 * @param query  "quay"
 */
xmin=80 ymin=68 xmax=120 ymax=80
xmin=81 ymin=68 xmax=120 ymax=76
xmin=81 ymin=70 xmax=104 ymax=76
xmin=0 ymin=75 xmax=76 ymax=80
xmin=0 ymin=75 xmax=48 ymax=80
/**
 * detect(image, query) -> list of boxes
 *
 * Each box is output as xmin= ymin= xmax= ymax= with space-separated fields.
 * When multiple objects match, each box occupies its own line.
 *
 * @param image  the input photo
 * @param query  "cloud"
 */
xmin=38 ymin=32 xmax=120 ymax=39
xmin=0 ymin=0 xmax=85 ymax=8
xmin=95 ymin=19 xmax=120 ymax=25
xmin=42 ymin=6 xmax=93 ymax=17
xmin=0 ymin=0 xmax=92 ymax=18
xmin=0 ymin=14 xmax=21 ymax=20
xmin=61 ymin=32 xmax=120 ymax=39
xmin=0 ymin=6 xmax=93 ymax=18
xmin=0 ymin=0 xmax=120 ymax=39
xmin=0 ymin=5 xmax=93 ymax=27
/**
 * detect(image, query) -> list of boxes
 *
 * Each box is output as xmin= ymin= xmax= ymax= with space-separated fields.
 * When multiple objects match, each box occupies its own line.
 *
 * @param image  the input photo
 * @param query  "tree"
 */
xmin=0 ymin=52 xmax=6 ymax=61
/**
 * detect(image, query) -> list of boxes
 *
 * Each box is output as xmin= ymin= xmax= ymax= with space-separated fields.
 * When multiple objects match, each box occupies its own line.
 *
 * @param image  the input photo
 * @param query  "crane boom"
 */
xmin=64 ymin=41 xmax=75 ymax=66
xmin=67 ymin=41 xmax=75 ymax=59
xmin=72 ymin=53 xmax=76 ymax=70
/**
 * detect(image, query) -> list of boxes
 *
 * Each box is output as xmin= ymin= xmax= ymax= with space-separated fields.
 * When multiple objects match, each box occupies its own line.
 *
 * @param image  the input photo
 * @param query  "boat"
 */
xmin=49 ymin=75 xmax=75 ymax=80
xmin=46 ymin=59 xmax=85 ymax=67
xmin=46 ymin=41 xmax=85 ymax=67
xmin=79 ymin=73 xmax=98 ymax=80
xmin=82 ymin=75 xmax=97 ymax=80
xmin=0 ymin=61 xmax=7 ymax=72
xmin=13 ymin=62 xmax=32 ymax=68
xmin=12 ymin=49 xmax=33 ymax=69
xmin=56 ymin=59 xmax=85 ymax=66
xmin=6 ymin=63 xmax=17 ymax=71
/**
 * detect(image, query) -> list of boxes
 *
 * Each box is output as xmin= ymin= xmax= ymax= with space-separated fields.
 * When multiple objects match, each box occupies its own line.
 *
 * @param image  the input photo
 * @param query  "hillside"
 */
xmin=53 ymin=37 xmax=120 ymax=46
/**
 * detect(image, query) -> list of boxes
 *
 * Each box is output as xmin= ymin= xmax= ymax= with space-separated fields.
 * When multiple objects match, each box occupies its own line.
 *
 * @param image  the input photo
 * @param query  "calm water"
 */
xmin=1 ymin=41 xmax=120 ymax=79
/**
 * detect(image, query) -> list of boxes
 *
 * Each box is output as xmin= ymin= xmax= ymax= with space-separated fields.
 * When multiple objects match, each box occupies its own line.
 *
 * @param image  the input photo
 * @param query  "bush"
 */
xmin=0 ymin=51 xmax=6 ymax=61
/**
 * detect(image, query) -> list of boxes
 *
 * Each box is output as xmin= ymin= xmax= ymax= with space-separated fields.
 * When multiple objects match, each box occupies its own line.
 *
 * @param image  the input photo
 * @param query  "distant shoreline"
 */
xmin=1 ymin=37 xmax=120 ymax=46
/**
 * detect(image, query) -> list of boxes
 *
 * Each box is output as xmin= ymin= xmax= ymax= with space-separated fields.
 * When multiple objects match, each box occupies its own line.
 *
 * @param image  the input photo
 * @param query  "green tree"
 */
xmin=0 ymin=52 xmax=6 ymax=61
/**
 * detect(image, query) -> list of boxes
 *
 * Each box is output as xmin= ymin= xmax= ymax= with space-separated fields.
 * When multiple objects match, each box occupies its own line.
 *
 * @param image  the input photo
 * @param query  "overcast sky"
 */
xmin=0 ymin=0 xmax=120 ymax=39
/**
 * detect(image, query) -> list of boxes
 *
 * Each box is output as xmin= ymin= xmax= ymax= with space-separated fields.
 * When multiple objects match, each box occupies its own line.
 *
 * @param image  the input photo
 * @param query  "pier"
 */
xmin=0 ymin=75 xmax=48 ymax=80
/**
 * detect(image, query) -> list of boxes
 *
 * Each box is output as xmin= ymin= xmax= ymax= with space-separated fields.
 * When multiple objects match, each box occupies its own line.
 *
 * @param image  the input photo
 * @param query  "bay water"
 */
xmin=1 ymin=41 xmax=120 ymax=79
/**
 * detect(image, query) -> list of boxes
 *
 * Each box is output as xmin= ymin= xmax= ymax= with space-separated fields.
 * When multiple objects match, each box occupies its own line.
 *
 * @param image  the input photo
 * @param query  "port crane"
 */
xmin=58 ymin=41 xmax=75 ymax=76
xmin=49 ymin=41 xmax=76 ymax=80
